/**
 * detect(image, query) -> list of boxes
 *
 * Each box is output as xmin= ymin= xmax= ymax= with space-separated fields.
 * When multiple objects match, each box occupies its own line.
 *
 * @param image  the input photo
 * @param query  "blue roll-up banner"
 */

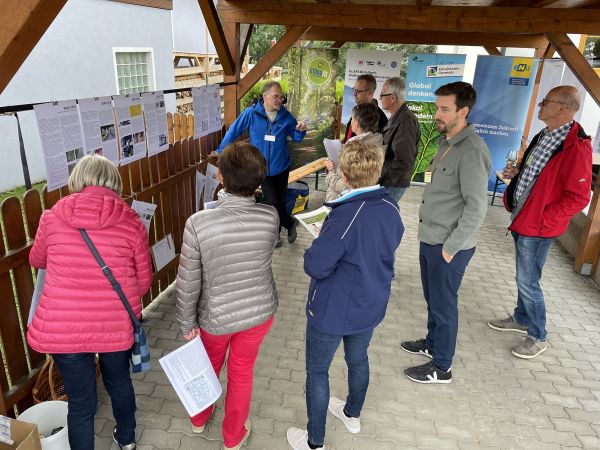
xmin=469 ymin=56 xmax=539 ymax=192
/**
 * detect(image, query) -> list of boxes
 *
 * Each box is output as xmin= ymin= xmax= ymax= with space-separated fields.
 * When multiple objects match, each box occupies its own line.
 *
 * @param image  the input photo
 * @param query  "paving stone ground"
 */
xmin=96 ymin=181 xmax=600 ymax=450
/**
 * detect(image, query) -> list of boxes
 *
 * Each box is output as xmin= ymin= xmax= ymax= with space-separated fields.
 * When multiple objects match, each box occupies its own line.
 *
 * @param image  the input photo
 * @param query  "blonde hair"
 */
xmin=339 ymin=140 xmax=383 ymax=189
xmin=68 ymin=155 xmax=123 ymax=195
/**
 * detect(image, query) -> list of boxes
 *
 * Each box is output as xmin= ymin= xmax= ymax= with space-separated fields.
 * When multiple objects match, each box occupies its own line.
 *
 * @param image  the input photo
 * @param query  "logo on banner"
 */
xmin=509 ymin=58 xmax=533 ymax=86
xmin=307 ymin=57 xmax=332 ymax=86
xmin=426 ymin=64 xmax=465 ymax=78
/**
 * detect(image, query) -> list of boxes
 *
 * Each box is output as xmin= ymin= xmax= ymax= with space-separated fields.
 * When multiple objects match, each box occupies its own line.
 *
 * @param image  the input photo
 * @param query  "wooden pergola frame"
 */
xmin=1 ymin=0 xmax=599 ymax=276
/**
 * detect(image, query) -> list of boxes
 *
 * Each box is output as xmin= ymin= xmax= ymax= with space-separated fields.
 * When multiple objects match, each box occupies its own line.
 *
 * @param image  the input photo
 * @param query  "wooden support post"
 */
xmin=240 ymin=24 xmax=253 ymax=64
xmin=0 ymin=0 xmax=67 ymax=94
xmin=197 ymin=0 xmax=235 ymax=76
xmin=223 ymin=22 xmax=240 ymax=126
xmin=330 ymin=41 xmax=346 ymax=48
xmin=544 ymin=33 xmax=600 ymax=274
xmin=237 ymin=26 xmax=309 ymax=100
xmin=484 ymin=46 xmax=502 ymax=56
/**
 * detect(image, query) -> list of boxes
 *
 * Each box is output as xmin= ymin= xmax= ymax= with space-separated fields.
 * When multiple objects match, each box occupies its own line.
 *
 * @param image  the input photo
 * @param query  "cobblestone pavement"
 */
xmin=97 ymin=183 xmax=600 ymax=450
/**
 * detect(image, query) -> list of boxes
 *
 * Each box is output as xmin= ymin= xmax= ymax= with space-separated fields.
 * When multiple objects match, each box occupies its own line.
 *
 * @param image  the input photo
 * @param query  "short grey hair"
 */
xmin=68 ymin=155 xmax=123 ymax=195
xmin=385 ymin=77 xmax=406 ymax=101
xmin=263 ymin=81 xmax=282 ymax=94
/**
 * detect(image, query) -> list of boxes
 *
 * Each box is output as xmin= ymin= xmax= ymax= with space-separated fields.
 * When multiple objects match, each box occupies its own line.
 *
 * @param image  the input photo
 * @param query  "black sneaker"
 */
xmin=400 ymin=338 xmax=433 ymax=358
xmin=275 ymin=238 xmax=283 ymax=248
xmin=404 ymin=361 xmax=452 ymax=384
xmin=113 ymin=427 xmax=136 ymax=450
xmin=288 ymin=217 xmax=299 ymax=243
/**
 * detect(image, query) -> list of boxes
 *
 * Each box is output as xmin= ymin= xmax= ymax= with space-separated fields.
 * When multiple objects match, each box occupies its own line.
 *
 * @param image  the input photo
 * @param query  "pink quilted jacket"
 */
xmin=27 ymin=186 xmax=153 ymax=354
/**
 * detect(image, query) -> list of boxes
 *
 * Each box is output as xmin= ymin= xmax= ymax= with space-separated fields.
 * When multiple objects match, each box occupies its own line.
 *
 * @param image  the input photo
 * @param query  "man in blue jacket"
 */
xmin=217 ymin=81 xmax=307 ymax=246
xmin=287 ymin=140 xmax=404 ymax=450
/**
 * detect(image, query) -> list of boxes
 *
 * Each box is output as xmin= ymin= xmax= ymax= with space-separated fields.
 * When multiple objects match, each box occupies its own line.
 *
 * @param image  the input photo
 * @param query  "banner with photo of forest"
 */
xmin=287 ymin=47 xmax=338 ymax=169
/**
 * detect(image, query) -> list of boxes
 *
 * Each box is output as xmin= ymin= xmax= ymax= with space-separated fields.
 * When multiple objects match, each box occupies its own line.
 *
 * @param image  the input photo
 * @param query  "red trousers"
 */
xmin=190 ymin=316 xmax=273 ymax=447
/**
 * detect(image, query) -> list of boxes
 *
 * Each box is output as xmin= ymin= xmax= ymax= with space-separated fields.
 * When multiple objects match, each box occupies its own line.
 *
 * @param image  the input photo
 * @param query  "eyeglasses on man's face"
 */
xmin=352 ymin=88 xmax=370 ymax=95
xmin=265 ymin=93 xmax=285 ymax=101
xmin=538 ymin=98 xmax=565 ymax=107
xmin=380 ymin=93 xmax=394 ymax=99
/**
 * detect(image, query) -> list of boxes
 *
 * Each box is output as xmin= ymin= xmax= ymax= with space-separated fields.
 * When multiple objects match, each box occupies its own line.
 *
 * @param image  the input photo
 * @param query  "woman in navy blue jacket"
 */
xmin=216 ymin=82 xmax=306 ymax=246
xmin=287 ymin=140 xmax=404 ymax=450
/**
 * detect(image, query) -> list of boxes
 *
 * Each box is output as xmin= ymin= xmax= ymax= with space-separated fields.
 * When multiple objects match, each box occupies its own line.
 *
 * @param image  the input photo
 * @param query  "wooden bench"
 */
xmin=491 ymin=170 xmax=511 ymax=206
xmin=288 ymin=157 xmax=327 ymax=189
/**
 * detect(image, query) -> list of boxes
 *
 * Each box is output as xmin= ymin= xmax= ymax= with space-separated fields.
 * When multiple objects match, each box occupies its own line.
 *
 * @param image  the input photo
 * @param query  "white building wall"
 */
xmin=172 ymin=0 xmax=216 ymax=53
xmin=0 ymin=0 xmax=176 ymax=191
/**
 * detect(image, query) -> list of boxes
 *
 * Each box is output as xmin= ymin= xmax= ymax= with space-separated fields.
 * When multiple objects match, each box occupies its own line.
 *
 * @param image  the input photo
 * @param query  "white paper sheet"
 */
xmin=142 ymin=92 xmax=169 ymax=156
xmin=207 ymin=84 xmax=222 ymax=134
xmin=295 ymin=206 xmax=331 ymax=238
xmin=151 ymin=234 xmax=176 ymax=272
xmin=159 ymin=337 xmax=222 ymax=417
xmin=323 ymin=138 xmax=342 ymax=168
xmin=28 ymin=269 xmax=45 ymax=326
xmin=204 ymin=200 xmax=218 ymax=210
xmin=0 ymin=416 xmax=13 ymax=445
xmin=113 ymin=95 xmax=147 ymax=165
xmin=204 ymin=163 xmax=219 ymax=203
xmin=34 ymin=100 xmax=85 ymax=190
xmin=77 ymin=96 xmax=119 ymax=165
xmin=131 ymin=200 xmax=157 ymax=232
xmin=195 ymin=171 xmax=206 ymax=212
xmin=192 ymin=84 xmax=221 ymax=138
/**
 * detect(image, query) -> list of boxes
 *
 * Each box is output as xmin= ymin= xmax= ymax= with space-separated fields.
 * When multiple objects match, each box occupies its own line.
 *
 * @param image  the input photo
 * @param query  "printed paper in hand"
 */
xmin=195 ymin=171 xmax=206 ymax=212
xmin=131 ymin=200 xmax=157 ymax=232
xmin=34 ymin=100 xmax=85 ymax=191
xmin=323 ymin=139 xmax=342 ymax=168
xmin=159 ymin=337 xmax=222 ymax=417
xmin=204 ymin=200 xmax=218 ymax=210
xmin=113 ymin=95 xmax=147 ymax=165
xmin=204 ymin=163 xmax=219 ymax=202
xmin=0 ymin=414 xmax=14 ymax=445
xmin=28 ymin=269 xmax=45 ymax=326
xmin=295 ymin=206 xmax=331 ymax=238
xmin=77 ymin=96 xmax=119 ymax=165
xmin=142 ymin=92 xmax=169 ymax=156
xmin=151 ymin=234 xmax=176 ymax=272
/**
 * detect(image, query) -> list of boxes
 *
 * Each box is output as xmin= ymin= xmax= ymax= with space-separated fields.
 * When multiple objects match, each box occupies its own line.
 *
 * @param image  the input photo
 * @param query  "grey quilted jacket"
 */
xmin=176 ymin=195 xmax=279 ymax=335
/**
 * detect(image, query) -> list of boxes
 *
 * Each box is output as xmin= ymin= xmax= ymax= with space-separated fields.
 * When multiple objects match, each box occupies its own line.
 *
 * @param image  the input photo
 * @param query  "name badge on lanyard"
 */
xmin=264 ymin=135 xmax=275 ymax=142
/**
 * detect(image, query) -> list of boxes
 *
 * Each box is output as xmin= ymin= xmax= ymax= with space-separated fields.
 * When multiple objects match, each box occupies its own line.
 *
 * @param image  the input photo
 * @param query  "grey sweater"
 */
xmin=418 ymin=124 xmax=491 ymax=256
xmin=176 ymin=195 xmax=279 ymax=335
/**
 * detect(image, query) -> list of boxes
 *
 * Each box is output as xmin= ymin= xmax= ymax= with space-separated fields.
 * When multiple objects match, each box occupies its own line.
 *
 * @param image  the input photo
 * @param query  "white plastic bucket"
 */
xmin=19 ymin=400 xmax=70 ymax=450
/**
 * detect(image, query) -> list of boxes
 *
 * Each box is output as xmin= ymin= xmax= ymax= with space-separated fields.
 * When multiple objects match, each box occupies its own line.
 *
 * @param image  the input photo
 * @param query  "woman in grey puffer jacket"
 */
xmin=176 ymin=142 xmax=279 ymax=450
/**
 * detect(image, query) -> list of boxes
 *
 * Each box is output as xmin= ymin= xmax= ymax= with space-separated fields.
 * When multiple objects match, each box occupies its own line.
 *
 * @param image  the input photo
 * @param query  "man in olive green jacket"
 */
xmin=401 ymin=82 xmax=491 ymax=384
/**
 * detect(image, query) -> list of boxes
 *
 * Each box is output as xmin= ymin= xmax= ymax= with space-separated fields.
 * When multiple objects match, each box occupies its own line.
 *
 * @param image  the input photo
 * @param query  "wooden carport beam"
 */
xmin=197 ymin=0 xmax=235 ymax=76
xmin=484 ymin=46 xmax=503 ymax=56
xmin=330 ymin=41 xmax=346 ymax=49
xmin=302 ymin=28 xmax=548 ymax=49
xmin=237 ymin=26 xmax=309 ymax=100
xmin=0 ymin=0 xmax=67 ymax=95
xmin=218 ymin=1 xmax=600 ymax=34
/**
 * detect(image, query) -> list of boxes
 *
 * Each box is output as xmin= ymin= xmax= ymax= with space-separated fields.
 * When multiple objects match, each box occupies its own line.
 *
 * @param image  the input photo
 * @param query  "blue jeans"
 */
xmin=420 ymin=243 xmax=475 ymax=371
xmin=386 ymin=186 xmax=407 ymax=202
xmin=53 ymin=351 xmax=136 ymax=450
xmin=511 ymin=231 xmax=553 ymax=341
xmin=305 ymin=324 xmax=374 ymax=446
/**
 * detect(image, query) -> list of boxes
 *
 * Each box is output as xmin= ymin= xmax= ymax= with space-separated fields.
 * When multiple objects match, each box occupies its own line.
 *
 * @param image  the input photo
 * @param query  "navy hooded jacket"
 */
xmin=216 ymin=100 xmax=306 ymax=177
xmin=304 ymin=187 xmax=404 ymax=335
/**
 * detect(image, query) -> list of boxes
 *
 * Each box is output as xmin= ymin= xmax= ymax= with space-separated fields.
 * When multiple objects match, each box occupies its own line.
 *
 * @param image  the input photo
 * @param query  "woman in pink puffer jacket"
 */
xmin=27 ymin=155 xmax=153 ymax=450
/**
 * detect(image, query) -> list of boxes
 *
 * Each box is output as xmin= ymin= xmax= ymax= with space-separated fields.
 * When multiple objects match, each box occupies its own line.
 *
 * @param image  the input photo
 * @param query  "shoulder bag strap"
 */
xmin=79 ymin=229 xmax=141 ymax=328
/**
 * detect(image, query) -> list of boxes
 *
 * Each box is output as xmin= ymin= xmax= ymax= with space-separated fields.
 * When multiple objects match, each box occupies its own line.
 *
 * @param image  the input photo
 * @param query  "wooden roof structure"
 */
xmin=0 ymin=0 xmax=599 ymax=274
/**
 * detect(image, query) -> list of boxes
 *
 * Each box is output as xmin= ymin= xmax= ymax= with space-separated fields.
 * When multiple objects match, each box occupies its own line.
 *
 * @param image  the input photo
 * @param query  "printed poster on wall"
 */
xmin=405 ymin=53 xmax=466 ymax=182
xmin=113 ymin=95 xmax=147 ymax=165
xmin=469 ymin=56 xmax=539 ymax=191
xmin=287 ymin=47 xmax=338 ymax=167
xmin=34 ymin=100 xmax=85 ymax=190
xmin=192 ymin=84 xmax=222 ymax=138
xmin=77 ymin=96 xmax=119 ymax=165
xmin=142 ymin=92 xmax=169 ymax=156
xmin=341 ymin=49 xmax=402 ymax=134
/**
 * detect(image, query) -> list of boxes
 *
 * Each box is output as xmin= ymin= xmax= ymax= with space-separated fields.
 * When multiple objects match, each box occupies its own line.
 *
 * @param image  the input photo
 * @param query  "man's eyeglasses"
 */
xmin=266 ymin=93 xmax=285 ymax=101
xmin=538 ymin=98 xmax=565 ymax=107
xmin=352 ymin=88 xmax=370 ymax=95
xmin=380 ymin=93 xmax=394 ymax=99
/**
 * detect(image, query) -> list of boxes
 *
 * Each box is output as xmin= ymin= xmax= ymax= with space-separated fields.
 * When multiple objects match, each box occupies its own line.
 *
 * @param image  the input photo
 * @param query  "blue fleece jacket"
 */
xmin=304 ymin=187 xmax=404 ymax=335
xmin=216 ymin=100 xmax=306 ymax=177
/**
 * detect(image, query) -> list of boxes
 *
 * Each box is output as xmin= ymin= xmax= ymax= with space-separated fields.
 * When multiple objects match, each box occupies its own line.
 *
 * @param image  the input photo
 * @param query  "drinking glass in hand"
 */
xmin=505 ymin=150 xmax=518 ymax=169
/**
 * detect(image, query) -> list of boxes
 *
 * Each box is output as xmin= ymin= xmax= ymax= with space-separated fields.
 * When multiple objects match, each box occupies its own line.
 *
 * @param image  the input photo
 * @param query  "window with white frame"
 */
xmin=114 ymin=50 xmax=155 ymax=95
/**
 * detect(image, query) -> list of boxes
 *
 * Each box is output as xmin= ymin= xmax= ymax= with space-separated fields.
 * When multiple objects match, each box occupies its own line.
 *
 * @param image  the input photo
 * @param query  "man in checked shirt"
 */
xmin=488 ymin=85 xmax=592 ymax=359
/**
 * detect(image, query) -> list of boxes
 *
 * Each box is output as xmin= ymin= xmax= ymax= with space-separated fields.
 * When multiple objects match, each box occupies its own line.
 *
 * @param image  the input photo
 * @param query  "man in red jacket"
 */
xmin=488 ymin=85 xmax=592 ymax=359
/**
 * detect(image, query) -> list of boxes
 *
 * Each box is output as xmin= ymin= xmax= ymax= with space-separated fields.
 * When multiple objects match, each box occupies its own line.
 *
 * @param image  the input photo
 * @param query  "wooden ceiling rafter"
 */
xmin=217 ymin=1 xmax=600 ymax=34
xmin=484 ymin=46 xmax=503 ymax=55
xmin=197 ymin=0 xmax=235 ymax=76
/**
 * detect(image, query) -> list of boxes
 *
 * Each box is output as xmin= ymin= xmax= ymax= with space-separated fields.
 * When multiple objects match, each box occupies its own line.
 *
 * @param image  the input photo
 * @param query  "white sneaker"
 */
xmin=286 ymin=427 xmax=325 ymax=450
xmin=327 ymin=397 xmax=360 ymax=434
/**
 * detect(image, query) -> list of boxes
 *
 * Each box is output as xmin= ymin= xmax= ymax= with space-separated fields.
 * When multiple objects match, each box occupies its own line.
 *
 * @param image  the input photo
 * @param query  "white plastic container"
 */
xmin=19 ymin=400 xmax=70 ymax=450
